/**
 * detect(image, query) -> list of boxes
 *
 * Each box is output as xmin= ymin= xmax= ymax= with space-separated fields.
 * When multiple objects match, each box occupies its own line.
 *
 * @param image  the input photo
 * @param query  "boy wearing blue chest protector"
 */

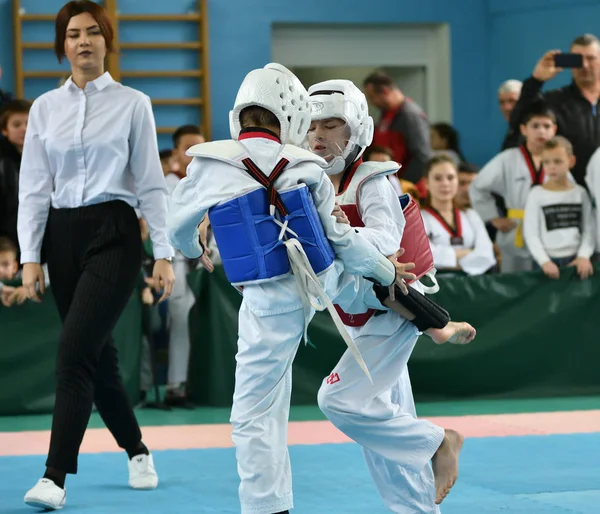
xmin=166 ymin=63 xmax=414 ymax=514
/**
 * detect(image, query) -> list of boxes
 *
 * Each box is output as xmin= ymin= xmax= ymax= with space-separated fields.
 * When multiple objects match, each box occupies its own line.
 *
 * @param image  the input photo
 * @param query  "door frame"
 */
xmin=271 ymin=23 xmax=452 ymax=122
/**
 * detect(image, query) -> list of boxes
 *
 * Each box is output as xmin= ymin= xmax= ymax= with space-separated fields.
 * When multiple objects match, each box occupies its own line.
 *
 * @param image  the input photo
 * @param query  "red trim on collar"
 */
xmin=167 ymin=170 xmax=185 ymax=180
xmin=336 ymin=158 xmax=363 ymax=196
xmin=239 ymin=131 xmax=281 ymax=143
xmin=424 ymin=206 xmax=462 ymax=238
xmin=519 ymin=145 xmax=544 ymax=185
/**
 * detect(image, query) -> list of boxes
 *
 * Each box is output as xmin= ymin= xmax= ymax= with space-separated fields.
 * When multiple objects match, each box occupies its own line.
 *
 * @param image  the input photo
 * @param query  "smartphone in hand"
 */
xmin=554 ymin=53 xmax=583 ymax=68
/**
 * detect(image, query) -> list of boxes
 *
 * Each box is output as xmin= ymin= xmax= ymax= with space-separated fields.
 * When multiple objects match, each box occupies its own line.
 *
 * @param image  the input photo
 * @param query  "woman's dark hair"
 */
xmin=431 ymin=122 xmax=466 ymax=162
xmin=54 ymin=0 xmax=115 ymax=63
xmin=424 ymin=154 xmax=457 ymax=178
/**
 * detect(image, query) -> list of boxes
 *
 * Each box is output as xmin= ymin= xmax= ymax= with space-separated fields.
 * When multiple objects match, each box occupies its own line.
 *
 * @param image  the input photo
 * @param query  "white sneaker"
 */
xmin=128 ymin=453 xmax=158 ymax=490
xmin=24 ymin=478 xmax=66 ymax=510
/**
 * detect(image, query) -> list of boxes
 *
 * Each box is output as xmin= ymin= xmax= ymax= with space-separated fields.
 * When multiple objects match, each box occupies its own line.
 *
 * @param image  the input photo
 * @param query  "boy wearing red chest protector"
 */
xmin=308 ymin=79 xmax=475 ymax=511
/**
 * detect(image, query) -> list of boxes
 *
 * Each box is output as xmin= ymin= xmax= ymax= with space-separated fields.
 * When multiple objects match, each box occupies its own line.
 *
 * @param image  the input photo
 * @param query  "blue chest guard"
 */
xmin=280 ymin=184 xmax=335 ymax=274
xmin=187 ymin=140 xmax=374 ymax=383
xmin=210 ymin=184 xmax=334 ymax=285
xmin=190 ymin=140 xmax=335 ymax=286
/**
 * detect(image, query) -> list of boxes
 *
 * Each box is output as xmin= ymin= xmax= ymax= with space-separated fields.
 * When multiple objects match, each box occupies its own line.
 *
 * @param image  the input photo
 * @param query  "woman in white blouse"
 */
xmin=19 ymin=1 xmax=175 ymax=509
xmin=420 ymin=155 xmax=497 ymax=275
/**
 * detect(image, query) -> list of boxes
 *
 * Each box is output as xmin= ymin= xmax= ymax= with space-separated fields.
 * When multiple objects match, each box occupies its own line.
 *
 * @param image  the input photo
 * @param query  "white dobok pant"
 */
xmin=230 ymin=265 xmax=383 ymax=514
xmin=317 ymin=310 xmax=445 ymax=514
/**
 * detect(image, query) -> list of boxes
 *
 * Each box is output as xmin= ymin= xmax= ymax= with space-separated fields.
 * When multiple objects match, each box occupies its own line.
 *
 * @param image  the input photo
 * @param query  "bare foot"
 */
xmin=427 ymin=321 xmax=476 ymax=345
xmin=432 ymin=429 xmax=464 ymax=504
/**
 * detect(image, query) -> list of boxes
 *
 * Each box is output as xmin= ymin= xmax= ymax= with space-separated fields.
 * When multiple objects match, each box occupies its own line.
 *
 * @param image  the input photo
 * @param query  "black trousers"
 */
xmin=44 ymin=200 xmax=143 ymax=473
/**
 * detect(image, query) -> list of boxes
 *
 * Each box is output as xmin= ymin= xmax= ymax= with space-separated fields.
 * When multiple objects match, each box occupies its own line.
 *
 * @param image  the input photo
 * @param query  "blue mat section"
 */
xmin=1 ymin=433 xmax=599 ymax=513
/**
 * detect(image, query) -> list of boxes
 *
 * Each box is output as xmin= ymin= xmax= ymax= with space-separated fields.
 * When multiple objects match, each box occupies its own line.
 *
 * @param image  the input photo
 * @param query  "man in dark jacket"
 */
xmin=509 ymin=34 xmax=600 ymax=186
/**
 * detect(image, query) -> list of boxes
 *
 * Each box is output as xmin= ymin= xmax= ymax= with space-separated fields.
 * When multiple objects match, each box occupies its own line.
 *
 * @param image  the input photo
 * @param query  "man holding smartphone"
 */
xmin=508 ymin=33 xmax=600 ymax=186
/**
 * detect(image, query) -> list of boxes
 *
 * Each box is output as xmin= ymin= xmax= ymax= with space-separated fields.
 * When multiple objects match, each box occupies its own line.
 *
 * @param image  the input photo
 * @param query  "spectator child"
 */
xmin=0 ymin=236 xmax=28 ymax=307
xmin=524 ymin=136 xmax=595 ymax=280
xmin=470 ymin=102 xmax=561 ymax=273
xmin=0 ymin=100 xmax=31 ymax=251
xmin=421 ymin=155 xmax=496 ymax=275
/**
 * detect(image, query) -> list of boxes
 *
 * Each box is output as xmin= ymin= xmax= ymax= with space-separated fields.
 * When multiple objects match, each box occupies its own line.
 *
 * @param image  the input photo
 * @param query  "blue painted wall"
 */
xmin=0 ymin=0 xmax=595 ymax=164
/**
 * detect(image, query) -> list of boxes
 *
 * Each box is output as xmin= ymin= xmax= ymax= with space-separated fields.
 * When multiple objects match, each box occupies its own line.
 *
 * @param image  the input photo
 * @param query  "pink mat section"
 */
xmin=1 ymin=410 xmax=599 ymax=457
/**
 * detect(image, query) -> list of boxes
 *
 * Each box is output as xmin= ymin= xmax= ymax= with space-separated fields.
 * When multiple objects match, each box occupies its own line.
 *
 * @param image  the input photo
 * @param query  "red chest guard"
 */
xmin=334 ymin=161 xmax=435 ymax=327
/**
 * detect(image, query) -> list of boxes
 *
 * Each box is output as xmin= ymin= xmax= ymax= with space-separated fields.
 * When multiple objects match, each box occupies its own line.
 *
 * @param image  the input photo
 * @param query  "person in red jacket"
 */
xmin=363 ymin=70 xmax=431 ymax=197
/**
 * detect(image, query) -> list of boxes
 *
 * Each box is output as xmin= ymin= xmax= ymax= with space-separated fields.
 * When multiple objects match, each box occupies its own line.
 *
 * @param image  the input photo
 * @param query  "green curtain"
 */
xmin=186 ymin=265 xmax=600 ymax=406
xmin=2 ymin=264 xmax=600 ymax=414
xmin=0 ymin=288 xmax=142 ymax=415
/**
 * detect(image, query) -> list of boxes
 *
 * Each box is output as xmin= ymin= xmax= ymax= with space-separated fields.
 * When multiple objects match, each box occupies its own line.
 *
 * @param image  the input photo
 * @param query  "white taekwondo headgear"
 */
xmin=229 ymin=63 xmax=311 ymax=146
xmin=307 ymin=79 xmax=374 ymax=175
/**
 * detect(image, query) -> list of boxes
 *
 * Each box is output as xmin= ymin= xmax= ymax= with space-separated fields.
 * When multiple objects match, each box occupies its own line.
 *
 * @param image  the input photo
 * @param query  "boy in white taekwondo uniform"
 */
xmin=307 ymin=80 xmax=473 ymax=511
xmin=166 ymin=64 xmax=415 ymax=514
xmin=469 ymin=103 xmax=572 ymax=273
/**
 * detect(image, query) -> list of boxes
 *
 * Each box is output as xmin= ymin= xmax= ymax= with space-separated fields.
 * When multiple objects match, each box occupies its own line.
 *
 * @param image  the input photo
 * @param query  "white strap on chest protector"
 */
xmin=283 ymin=238 xmax=373 ymax=384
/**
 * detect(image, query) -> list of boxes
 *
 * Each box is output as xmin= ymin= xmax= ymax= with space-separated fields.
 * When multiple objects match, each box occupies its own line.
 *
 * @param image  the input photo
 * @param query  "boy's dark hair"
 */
xmin=363 ymin=71 xmax=395 ymax=92
xmin=239 ymin=106 xmax=280 ymax=130
xmin=520 ymin=101 xmax=557 ymax=126
xmin=172 ymin=125 xmax=203 ymax=148
xmin=0 ymin=99 xmax=32 ymax=131
xmin=543 ymin=136 xmax=574 ymax=156
xmin=363 ymin=145 xmax=394 ymax=161
xmin=0 ymin=237 xmax=17 ymax=255
xmin=159 ymin=149 xmax=173 ymax=161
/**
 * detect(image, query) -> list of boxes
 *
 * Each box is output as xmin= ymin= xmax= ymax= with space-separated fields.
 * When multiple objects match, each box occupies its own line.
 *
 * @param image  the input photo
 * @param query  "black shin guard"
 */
xmin=373 ymin=283 xmax=450 ymax=331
